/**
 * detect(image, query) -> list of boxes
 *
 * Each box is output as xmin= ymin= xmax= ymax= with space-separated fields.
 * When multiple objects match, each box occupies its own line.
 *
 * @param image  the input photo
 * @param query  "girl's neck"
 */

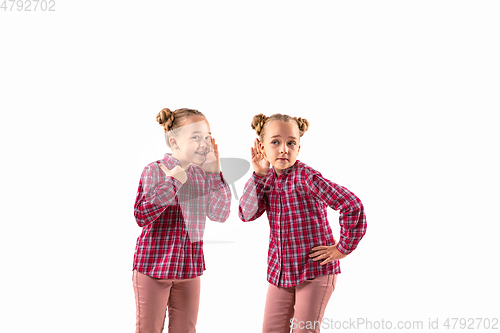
xmin=171 ymin=153 xmax=190 ymax=169
xmin=273 ymin=160 xmax=297 ymax=177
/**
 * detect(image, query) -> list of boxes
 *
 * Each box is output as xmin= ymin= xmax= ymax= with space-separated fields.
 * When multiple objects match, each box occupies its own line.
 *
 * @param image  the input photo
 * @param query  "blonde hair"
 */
xmin=251 ymin=113 xmax=309 ymax=141
xmin=156 ymin=108 xmax=205 ymax=148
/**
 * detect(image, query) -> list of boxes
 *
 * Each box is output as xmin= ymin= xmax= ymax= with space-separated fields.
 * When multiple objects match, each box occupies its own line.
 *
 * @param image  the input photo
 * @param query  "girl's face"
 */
xmin=261 ymin=120 xmax=301 ymax=175
xmin=169 ymin=116 xmax=212 ymax=168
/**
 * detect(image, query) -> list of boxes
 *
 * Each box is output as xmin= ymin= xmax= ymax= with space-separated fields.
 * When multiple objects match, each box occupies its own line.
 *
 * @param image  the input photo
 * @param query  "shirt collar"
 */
xmin=162 ymin=153 xmax=181 ymax=168
xmin=272 ymin=160 xmax=299 ymax=178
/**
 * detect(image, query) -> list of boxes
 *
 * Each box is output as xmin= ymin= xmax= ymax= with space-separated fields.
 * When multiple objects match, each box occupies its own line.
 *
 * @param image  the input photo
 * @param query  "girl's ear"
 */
xmin=260 ymin=143 xmax=266 ymax=157
xmin=169 ymin=137 xmax=177 ymax=149
xmin=297 ymin=144 xmax=301 ymax=155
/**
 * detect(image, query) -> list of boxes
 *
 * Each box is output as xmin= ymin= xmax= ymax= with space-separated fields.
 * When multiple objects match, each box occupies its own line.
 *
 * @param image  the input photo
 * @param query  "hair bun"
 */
xmin=156 ymin=108 xmax=176 ymax=131
xmin=295 ymin=117 xmax=310 ymax=136
xmin=251 ymin=113 xmax=267 ymax=136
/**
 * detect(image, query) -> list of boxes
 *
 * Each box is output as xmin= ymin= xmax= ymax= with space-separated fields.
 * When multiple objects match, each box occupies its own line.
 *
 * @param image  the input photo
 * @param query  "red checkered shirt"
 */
xmin=133 ymin=153 xmax=231 ymax=279
xmin=239 ymin=160 xmax=367 ymax=287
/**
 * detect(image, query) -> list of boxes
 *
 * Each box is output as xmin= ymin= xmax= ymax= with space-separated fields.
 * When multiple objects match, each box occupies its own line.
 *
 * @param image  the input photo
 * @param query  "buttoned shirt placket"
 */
xmin=275 ymin=167 xmax=291 ymax=287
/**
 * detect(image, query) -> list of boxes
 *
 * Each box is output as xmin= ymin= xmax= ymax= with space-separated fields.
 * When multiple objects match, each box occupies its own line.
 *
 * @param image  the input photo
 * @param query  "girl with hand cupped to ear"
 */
xmin=239 ymin=113 xmax=367 ymax=333
xmin=132 ymin=108 xmax=231 ymax=333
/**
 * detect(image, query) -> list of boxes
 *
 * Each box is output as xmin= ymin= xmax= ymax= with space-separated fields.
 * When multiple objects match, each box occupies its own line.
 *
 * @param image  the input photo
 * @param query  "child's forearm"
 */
xmin=134 ymin=164 xmax=184 ymax=227
xmin=308 ymin=172 xmax=367 ymax=254
xmin=134 ymin=177 xmax=182 ymax=227
xmin=207 ymin=173 xmax=232 ymax=222
xmin=238 ymin=174 xmax=267 ymax=222
xmin=337 ymin=200 xmax=367 ymax=254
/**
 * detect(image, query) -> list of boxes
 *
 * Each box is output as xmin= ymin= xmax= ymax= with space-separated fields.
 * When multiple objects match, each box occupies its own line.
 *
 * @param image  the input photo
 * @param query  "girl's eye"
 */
xmin=205 ymin=136 xmax=211 ymax=140
xmin=192 ymin=135 xmax=200 ymax=140
xmin=288 ymin=142 xmax=296 ymax=146
xmin=271 ymin=140 xmax=279 ymax=145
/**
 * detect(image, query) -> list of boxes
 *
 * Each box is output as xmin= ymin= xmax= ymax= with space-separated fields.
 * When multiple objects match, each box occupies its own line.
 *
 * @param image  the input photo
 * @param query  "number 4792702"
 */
xmin=1 ymin=0 xmax=56 ymax=11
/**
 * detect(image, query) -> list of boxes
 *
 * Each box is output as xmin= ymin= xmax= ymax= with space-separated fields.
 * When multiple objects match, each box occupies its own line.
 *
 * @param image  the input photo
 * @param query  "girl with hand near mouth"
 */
xmin=132 ymin=108 xmax=231 ymax=333
xmin=239 ymin=113 xmax=367 ymax=333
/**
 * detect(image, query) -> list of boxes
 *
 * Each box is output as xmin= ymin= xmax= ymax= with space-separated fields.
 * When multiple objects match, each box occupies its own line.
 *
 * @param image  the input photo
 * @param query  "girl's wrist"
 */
xmin=254 ymin=171 xmax=267 ymax=177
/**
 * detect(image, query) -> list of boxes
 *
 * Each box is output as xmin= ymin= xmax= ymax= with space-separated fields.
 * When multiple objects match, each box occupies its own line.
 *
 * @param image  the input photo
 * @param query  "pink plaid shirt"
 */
xmin=133 ymin=153 xmax=231 ymax=279
xmin=239 ymin=160 xmax=367 ymax=287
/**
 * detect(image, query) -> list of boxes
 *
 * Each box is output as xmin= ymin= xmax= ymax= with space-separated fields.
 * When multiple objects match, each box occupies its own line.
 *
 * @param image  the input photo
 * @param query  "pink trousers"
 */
xmin=132 ymin=270 xmax=200 ymax=333
xmin=262 ymin=274 xmax=337 ymax=333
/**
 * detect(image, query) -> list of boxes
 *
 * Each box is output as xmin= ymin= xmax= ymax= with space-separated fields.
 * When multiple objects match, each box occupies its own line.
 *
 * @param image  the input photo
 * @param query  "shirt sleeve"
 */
xmin=308 ymin=171 xmax=367 ymax=255
xmin=133 ymin=163 xmax=183 ymax=227
xmin=238 ymin=172 xmax=268 ymax=222
xmin=206 ymin=172 xmax=232 ymax=222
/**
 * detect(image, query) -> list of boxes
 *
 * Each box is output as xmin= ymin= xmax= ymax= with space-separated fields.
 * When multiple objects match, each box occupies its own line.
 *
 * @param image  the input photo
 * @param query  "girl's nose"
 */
xmin=199 ymin=138 xmax=208 ymax=149
xmin=280 ymin=144 xmax=288 ymax=154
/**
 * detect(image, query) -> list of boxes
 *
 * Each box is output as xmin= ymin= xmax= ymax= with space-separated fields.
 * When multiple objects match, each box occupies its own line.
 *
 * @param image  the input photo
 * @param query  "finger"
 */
xmin=213 ymin=141 xmax=219 ymax=158
xmin=309 ymin=250 xmax=319 ymax=257
xmin=320 ymin=258 xmax=331 ymax=265
xmin=255 ymin=138 xmax=261 ymax=151
xmin=252 ymin=150 xmax=259 ymax=162
xmin=312 ymin=254 xmax=329 ymax=261
xmin=309 ymin=250 xmax=326 ymax=258
xmin=311 ymin=246 xmax=328 ymax=251
xmin=209 ymin=137 xmax=215 ymax=153
xmin=214 ymin=147 xmax=220 ymax=167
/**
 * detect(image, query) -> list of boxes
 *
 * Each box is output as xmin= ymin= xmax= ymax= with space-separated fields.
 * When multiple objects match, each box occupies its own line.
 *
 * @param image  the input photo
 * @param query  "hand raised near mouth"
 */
xmin=199 ymin=137 xmax=221 ymax=174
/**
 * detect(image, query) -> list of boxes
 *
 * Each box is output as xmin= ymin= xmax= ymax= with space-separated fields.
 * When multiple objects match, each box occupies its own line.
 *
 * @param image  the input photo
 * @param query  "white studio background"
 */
xmin=1 ymin=1 xmax=499 ymax=332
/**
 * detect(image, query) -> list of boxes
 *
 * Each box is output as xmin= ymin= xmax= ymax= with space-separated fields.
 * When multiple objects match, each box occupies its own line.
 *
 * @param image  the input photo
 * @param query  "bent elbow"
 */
xmin=238 ymin=208 xmax=256 ymax=222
